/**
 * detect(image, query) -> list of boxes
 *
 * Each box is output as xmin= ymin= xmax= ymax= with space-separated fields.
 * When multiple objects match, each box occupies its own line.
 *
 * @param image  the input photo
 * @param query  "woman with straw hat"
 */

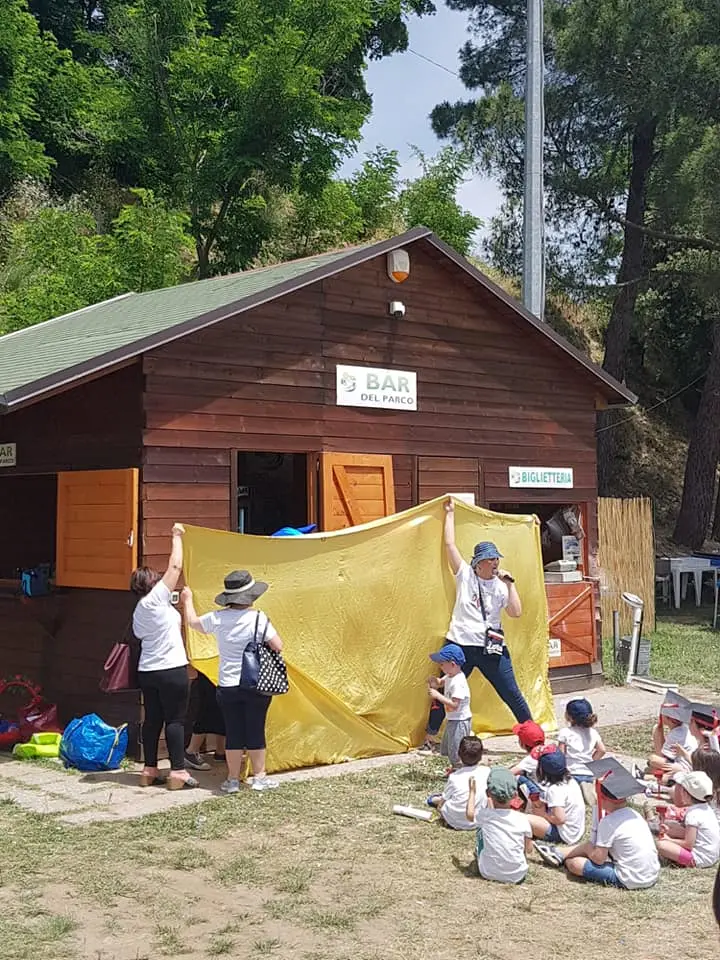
xmin=182 ymin=570 xmax=284 ymax=793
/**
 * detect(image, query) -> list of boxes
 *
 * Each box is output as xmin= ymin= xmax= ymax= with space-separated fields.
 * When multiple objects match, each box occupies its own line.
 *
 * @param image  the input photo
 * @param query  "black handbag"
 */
xmin=477 ymin=581 xmax=505 ymax=656
xmin=239 ymin=613 xmax=289 ymax=696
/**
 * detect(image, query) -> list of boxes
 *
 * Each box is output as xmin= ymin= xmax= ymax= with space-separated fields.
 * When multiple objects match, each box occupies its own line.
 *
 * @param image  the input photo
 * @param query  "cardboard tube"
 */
xmin=392 ymin=804 xmax=433 ymax=821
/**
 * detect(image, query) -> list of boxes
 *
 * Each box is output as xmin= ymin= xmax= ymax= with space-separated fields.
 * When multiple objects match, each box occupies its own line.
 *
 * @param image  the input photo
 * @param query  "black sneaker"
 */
xmin=184 ymin=751 xmax=211 ymax=771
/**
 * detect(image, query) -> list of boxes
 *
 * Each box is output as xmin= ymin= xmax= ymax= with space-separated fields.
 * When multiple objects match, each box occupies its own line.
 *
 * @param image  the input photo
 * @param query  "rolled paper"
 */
xmin=392 ymin=804 xmax=433 ymax=821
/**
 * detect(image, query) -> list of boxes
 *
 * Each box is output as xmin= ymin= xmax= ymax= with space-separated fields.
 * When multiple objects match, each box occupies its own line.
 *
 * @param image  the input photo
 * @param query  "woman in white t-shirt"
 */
xmin=182 ymin=570 xmax=284 ymax=794
xmin=422 ymin=498 xmax=531 ymax=750
xmin=131 ymin=524 xmax=194 ymax=790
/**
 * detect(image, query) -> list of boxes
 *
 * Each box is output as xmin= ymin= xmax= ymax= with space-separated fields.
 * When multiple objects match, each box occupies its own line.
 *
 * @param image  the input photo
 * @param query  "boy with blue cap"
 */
xmin=428 ymin=643 xmax=472 ymax=769
xmin=421 ymin=498 xmax=532 ymax=752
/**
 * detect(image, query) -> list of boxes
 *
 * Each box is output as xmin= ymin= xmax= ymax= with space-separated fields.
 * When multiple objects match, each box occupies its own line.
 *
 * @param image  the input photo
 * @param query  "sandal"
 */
xmin=139 ymin=773 xmax=167 ymax=787
xmin=167 ymin=775 xmax=200 ymax=791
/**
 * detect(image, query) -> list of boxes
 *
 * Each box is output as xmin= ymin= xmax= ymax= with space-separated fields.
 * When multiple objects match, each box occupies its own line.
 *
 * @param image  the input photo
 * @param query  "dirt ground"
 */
xmin=2 ymin=731 xmax=719 ymax=960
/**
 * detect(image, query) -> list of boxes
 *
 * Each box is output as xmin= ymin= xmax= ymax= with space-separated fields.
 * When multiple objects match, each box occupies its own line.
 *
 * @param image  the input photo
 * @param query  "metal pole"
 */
xmin=522 ymin=0 xmax=545 ymax=319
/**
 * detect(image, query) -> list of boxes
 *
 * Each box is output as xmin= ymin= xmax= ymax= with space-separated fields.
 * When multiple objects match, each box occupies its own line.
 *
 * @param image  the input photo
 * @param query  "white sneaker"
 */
xmin=251 ymin=775 xmax=279 ymax=792
xmin=220 ymin=778 xmax=240 ymax=794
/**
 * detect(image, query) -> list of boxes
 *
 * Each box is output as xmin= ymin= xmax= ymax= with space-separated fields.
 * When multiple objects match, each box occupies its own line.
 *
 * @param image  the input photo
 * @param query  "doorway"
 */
xmin=233 ymin=453 xmax=309 ymax=535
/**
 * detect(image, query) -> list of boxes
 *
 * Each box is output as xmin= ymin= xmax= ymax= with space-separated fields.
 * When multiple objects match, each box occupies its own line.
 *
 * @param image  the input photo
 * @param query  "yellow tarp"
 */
xmin=183 ymin=497 xmax=554 ymax=774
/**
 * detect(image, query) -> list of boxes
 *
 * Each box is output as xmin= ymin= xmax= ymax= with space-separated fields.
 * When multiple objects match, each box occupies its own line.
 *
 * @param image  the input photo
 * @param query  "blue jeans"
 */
xmin=517 ymin=774 xmax=542 ymax=799
xmin=572 ymin=774 xmax=595 ymax=784
xmin=427 ymin=644 xmax=531 ymax=735
xmin=581 ymin=860 xmax=625 ymax=888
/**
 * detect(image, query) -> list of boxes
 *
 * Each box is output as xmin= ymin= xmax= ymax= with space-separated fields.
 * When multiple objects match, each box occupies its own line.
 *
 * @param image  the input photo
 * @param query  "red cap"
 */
xmin=513 ymin=720 xmax=546 ymax=750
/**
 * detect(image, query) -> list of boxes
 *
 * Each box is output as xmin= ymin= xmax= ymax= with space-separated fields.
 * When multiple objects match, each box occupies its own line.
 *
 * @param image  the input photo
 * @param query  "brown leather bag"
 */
xmin=100 ymin=622 xmax=141 ymax=694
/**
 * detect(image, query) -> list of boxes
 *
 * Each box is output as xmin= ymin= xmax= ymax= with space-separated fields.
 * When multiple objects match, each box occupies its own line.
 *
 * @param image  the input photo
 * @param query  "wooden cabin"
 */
xmin=0 ymin=227 xmax=635 ymax=747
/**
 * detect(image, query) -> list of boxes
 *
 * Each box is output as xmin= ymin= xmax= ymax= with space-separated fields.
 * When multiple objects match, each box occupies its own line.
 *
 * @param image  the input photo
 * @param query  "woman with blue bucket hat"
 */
xmin=421 ymin=498 xmax=532 ymax=752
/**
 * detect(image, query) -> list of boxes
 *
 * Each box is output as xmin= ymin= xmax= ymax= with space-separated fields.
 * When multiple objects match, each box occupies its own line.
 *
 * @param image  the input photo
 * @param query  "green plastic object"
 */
xmin=12 ymin=731 xmax=62 ymax=759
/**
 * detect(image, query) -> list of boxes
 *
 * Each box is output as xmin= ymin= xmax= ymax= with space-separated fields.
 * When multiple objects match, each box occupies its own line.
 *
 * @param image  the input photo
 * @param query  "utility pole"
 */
xmin=522 ymin=0 xmax=545 ymax=319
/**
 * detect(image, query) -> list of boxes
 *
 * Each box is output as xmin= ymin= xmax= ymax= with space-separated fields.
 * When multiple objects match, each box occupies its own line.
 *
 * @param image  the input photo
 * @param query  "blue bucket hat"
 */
xmin=430 ymin=643 xmax=466 ymax=666
xmin=566 ymin=698 xmax=593 ymax=722
xmin=471 ymin=541 xmax=503 ymax=565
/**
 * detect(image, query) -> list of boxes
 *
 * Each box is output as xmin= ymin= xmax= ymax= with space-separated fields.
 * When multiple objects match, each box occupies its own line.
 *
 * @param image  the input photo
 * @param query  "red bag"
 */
xmin=100 ymin=623 xmax=140 ymax=694
xmin=0 ymin=677 xmax=60 ymax=746
xmin=19 ymin=696 xmax=60 ymax=736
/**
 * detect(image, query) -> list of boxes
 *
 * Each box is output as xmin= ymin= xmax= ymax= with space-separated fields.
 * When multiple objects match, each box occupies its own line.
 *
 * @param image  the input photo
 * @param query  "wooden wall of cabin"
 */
xmin=140 ymin=243 xmax=599 ymax=567
xmin=0 ymin=364 xmax=144 ymax=741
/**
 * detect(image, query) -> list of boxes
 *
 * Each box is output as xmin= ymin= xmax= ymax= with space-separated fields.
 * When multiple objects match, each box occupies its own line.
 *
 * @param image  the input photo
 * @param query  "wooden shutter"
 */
xmin=418 ymin=456 xmax=483 ymax=505
xmin=56 ymin=469 xmax=139 ymax=590
xmin=320 ymin=453 xmax=395 ymax=531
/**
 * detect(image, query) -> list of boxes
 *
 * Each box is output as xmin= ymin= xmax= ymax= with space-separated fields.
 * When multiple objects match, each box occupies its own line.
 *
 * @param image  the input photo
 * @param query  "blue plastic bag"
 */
xmin=59 ymin=713 xmax=128 ymax=771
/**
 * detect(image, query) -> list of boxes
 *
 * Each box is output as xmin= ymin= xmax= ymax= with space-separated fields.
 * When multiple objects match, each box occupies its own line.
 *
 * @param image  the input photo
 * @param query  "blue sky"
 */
xmin=339 ymin=4 xmax=503 ymax=245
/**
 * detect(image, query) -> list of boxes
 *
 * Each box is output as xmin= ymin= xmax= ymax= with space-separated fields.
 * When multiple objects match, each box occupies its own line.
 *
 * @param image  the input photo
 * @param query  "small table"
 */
xmin=666 ymin=557 xmax=715 ymax=609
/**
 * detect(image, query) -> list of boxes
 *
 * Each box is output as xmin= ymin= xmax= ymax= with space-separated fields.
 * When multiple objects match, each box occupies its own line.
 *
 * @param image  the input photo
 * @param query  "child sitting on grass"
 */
xmin=655 ymin=771 xmax=720 ymax=869
xmin=558 ymin=698 xmax=606 ymax=802
xmin=467 ymin=767 xmax=533 ymax=884
xmin=526 ymin=750 xmax=585 ymax=845
xmin=535 ymin=758 xmax=660 ymax=890
xmin=509 ymin=720 xmax=558 ymax=804
xmin=427 ymin=736 xmax=488 ymax=830
xmin=641 ymin=696 xmax=697 ymax=781
xmin=427 ymin=643 xmax=472 ymax=770
xmin=693 ymin=747 xmax=720 ymax=823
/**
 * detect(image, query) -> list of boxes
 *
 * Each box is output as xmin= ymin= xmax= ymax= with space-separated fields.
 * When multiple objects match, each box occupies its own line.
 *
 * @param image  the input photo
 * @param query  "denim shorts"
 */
xmin=544 ymin=823 xmax=562 ymax=843
xmin=572 ymin=774 xmax=595 ymax=784
xmin=582 ymin=860 xmax=625 ymax=888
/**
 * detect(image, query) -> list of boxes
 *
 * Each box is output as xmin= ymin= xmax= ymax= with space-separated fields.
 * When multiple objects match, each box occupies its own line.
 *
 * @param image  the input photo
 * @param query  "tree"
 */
xmin=254 ymin=146 xmax=480 ymax=263
xmin=0 ymin=186 xmax=193 ymax=333
xmin=399 ymin=148 xmax=480 ymax=255
xmin=432 ymin=0 xmax=720 ymax=493
xmin=92 ymin=0 xmax=435 ymax=276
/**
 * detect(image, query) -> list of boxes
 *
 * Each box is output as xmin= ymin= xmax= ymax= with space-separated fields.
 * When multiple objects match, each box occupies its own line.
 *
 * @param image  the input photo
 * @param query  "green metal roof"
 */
xmin=0 ymin=239 xmax=383 ymax=408
xmin=0 ymin=226 xmax=636 ymax=409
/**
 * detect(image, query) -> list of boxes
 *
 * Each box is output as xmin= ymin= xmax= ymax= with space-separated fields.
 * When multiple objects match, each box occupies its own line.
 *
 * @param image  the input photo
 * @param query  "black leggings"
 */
xmin=217 ymin=686 xmax=271 ymax=750
xmin=138 ymin=666 xmax=189 ymax=770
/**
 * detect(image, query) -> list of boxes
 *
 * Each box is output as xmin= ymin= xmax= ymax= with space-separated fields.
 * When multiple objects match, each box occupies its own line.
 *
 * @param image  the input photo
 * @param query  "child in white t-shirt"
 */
xmin=427 ymin=736 xmax=489 ymax=829
xmin=656 ymin=771 xmax=720 ymax=868
xmin=467 ymin=767 xmax=533 ymax=884
xmin=427 ymin=643 xmax=472 ymax=770
xmin=535 ymin=758 xmax=660 ymax=890
xmin=644 ymin=699 xmax=697 ymax=781
xmin=693 ymin=748 xmax=720 ymax=825
xmin=558 ymin=698 xmax=605 ymax=800
xmin=526 ymin=749 xmax=585 ymax=845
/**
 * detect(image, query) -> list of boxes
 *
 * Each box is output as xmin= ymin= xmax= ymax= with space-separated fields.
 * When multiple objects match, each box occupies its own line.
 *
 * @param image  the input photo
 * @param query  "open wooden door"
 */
xmin=56 ymin=468 xmax=139 ymax=590
xmin=319 ymin=453 xmax=395 ymax=531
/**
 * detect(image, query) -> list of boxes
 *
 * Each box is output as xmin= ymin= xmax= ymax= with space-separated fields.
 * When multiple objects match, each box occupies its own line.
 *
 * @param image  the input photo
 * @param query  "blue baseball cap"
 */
xmin=471 ymin=541 xmax=503 ymax=564
xmin=430 ymin=643 xmax=466 ymax=666
xmin=566 ymin=698 xmax=593 ymax=722
xmin=538 ymin=749 xmax=567 ymax=779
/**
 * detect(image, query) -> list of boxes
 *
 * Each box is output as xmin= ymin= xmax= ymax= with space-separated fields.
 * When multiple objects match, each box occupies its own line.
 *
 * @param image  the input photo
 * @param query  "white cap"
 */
xmin=674 ymin=771 xmax=714 ymax=801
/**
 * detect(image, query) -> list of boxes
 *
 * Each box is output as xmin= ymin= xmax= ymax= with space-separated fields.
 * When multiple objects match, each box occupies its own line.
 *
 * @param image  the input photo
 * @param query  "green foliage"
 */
xmin=0 ymin=188 xmax=193 ymax=333
xmin=398 ymin=148 xmax=480 ymax=255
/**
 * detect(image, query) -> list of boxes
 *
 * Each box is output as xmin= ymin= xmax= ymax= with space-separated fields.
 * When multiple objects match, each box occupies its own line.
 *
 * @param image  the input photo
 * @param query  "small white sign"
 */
xmin=449 ymin=492 xmax=476 ymax=506
xmin=562 ymin=535 xmax=581 ymax=562
xmin=0 ymin=443 xmax=16 ymax=467
xmin=549 ymin=637 xmax=562 ymax=658
xmin=509 ymin=466 xmax=574 ymax=489
xmin=336 ymin=364 xmax=417 ymax=410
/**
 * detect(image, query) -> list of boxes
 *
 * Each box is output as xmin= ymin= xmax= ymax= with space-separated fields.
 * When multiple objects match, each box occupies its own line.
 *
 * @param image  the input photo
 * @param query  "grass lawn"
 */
xmin=3 ymin=615 xmax=720 ymax=960
xmin=2 ymin=742 xmax=718 ymax=960
xmin=603 ymin=608 xmax=720 ymax=691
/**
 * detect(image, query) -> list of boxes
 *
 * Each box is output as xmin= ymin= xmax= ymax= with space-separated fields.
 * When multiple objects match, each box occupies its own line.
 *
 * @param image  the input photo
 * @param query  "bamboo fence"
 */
xmin=598 ymin=497 xmax=655 ymax=638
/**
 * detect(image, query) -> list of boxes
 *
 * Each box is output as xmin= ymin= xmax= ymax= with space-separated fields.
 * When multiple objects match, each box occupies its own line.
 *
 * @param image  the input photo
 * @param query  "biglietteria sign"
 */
xmin=336 ymin=364 xmax=417 ymax=410
xmin=509 ymin=466 xmax=574 ymax=489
